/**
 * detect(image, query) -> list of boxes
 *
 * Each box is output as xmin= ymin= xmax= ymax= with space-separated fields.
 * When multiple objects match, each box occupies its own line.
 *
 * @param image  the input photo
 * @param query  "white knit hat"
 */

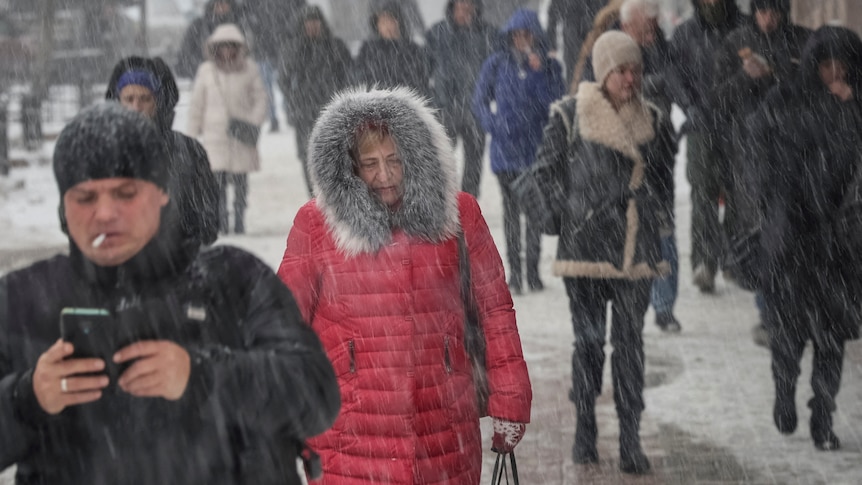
xmin=592 ymin=31 xmax=643 ymax=83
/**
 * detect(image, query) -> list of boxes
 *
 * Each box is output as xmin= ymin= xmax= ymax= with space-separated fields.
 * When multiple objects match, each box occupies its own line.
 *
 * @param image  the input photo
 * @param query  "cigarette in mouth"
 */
xmin=92 ymin=233 xmax=107 ymax=248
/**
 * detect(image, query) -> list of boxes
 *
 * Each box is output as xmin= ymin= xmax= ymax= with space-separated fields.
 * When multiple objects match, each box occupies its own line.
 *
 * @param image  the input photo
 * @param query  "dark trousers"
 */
xmin=565 ymin=277 xmax=652 ymax=415
xmin=687 ymin=133 xmax=733 ymax=273
xmin=442 ymin=107 xmax=486 ymax=197
xmin=497 ymin=171 xmax=541 ymax=284
xmin=215 ymin=172 xmax=248 ymax=233
xmin=294 ymin=118 xmax=314 ymax=197
xmin=765 ymin=288 xmax=846 ymax=414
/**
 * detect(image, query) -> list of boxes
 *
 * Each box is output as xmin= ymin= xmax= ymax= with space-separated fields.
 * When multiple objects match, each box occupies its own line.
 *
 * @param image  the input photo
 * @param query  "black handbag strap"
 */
xmin=491 ymin=452 xmax=519 ymax=485
xmin=457 ymin=231 xmax=480 ymax=327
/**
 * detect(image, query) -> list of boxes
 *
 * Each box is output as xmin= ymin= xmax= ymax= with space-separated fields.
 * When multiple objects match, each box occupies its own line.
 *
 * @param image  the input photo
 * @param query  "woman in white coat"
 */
xmin=188 ymin=23 xmax=267 ymax=234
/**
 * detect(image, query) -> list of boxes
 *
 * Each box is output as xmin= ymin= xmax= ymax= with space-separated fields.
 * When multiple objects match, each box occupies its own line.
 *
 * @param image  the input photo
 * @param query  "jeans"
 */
xmin=215 ymin=172 xmax=248 ymax=233
xmin=258 ymin=60 xmax=279 ymax=127
xmin=650 ymin=234 xmax=679 ymax=315
xmin=496 ymin=171 xmax=541 ymax=284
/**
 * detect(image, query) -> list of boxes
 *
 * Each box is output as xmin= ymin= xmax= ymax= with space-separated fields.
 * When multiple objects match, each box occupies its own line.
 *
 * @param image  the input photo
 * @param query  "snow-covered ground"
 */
xmin=1 ymin=91 xmax=861 ymax=484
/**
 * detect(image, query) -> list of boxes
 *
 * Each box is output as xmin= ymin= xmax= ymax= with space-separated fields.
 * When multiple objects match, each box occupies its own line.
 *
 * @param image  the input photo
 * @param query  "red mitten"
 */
xmin=491 ymin=418 xmax=526 ymax=453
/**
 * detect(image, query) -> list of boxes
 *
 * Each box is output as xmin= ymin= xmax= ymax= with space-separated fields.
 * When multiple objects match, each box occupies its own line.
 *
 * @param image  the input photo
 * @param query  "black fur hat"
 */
xmin=53 ymin=102 xmax=168 ymax=196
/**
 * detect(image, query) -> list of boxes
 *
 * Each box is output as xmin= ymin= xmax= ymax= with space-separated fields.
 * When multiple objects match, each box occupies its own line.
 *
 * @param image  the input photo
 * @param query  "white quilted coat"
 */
xmin=186 ymin=24 xmax=267 ymax=174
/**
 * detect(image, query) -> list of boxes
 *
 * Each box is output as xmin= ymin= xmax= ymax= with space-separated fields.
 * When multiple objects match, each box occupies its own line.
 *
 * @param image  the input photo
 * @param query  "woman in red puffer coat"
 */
xmin=278 ymin=87 xmax=532 ymax=485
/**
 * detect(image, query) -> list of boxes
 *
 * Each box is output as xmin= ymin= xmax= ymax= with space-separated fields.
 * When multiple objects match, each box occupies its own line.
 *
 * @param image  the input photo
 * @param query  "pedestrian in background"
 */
xmin=472 ymin=8 xmax=565 ymax=294
xmin=278 ymin=87 xmax=532 ymax=484
xmin=668 ymin=0 xmax=747 ymax=293
xmin=241 ymin=0 xmax=307 ymax=133
xmin=531 ymin=31 xmax=676 ymax=473
xmin=176 ymin=0 xmax=242 ymax=78
xmin=187 ymin=24 xmax=266 ymax=235
xmin=105 ymin=56 xmax=220 ymax=248
xmin=748 ymin=26 xmax=862 ymax=452
xmin=546 ymin=0 xmax=607 ymax=82
xmin=426 ymin=0 xmax=497 ymax=197
xmin=0 ymin=103 xmax=340 ymax=484
xmin=352 ymin=2 xmax=431 ymax=96
xmin=279 ymin=5 xmax=352 ymax=197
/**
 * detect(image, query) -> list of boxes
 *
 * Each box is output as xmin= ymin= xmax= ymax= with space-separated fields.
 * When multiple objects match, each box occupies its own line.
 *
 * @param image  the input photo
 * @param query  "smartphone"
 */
xmin=60 ymin=307 xmax=118 ymax=381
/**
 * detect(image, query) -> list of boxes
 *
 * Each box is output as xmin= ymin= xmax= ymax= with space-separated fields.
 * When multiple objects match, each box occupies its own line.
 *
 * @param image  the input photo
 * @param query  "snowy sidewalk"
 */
xmin=2 ymin=109 xmax=861 ymax=484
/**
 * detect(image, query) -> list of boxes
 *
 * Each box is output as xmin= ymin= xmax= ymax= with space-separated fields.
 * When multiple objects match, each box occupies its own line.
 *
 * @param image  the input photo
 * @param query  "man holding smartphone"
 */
xmin=0 ymin=103 xmax=340 ymax=484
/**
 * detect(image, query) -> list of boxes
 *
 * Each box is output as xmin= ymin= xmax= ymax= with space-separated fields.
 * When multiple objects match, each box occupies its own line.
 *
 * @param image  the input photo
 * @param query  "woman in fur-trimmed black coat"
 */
xmin=530 ymin=31 xmax=675 ymax=474
xmin=747 ymin=25 xmax=862 ymax=451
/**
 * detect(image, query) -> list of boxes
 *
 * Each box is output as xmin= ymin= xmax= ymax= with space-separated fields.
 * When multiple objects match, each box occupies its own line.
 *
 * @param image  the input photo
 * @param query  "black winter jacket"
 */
xmin=106 ymin=56 xmax=220 ymax=247
xmin=0 ymin=229 xmax=340 ymax=484
xmin=352 ymin=38 xmax=430 ymax=96
xmin=668 ymin=0 xmax=747 ymax=132
xmin=278 ymin=9 xmax=351 ymax=127
xmin=425 ymin=0 xmax=497 ymax=112
xmin=532 ymin=83 xmax=676 ymax=280
xmin=747 ymin=26 xmax=862 ymax=342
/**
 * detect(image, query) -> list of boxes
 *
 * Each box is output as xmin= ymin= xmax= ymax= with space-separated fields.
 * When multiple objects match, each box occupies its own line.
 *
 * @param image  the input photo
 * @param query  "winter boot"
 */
xmin=526 ymin=268 xmax=544 ymax=292
xmin=809 ymin=399 xmax=841 ymax=451
xmin=234 ymin=212 xmax=245 ymax=235
xmin=619 ymin=412 xmax=650 ymax=475
xmin=572 ymin=400 xmax=598 ymax=464
xmin=693 ymin=264 xmax=715 ymax=293
xmin=773 ymin=382 xmax=797 ymax=434
xmin=655 ymin=312 xmax=681 ymax=333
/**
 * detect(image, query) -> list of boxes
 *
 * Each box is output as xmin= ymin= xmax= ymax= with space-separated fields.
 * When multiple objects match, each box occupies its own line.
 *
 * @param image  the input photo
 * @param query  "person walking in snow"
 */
xmin=747 ymin=26 xmax=862 ymax=452
xmin=472 ymin=8 xmax=565 ymax=295
xmin=0 ymin=103 xmax=340 ymax=485
xmin=426 ymin=0 xmax=497 ymax=197
xmin=105 ymin=56 xmax=220 ymax=248
xmin=531 ymin=31 xmax=676 ymax=474
xmin=278 ymin=5 xmax=352 ymax=197
xmin=175 ymin=0 xmax=243 ymax=79
xmin=187 ymin=23 xmax=267 ymax=235
xmin=278 ymin=87 xmax=532 ymax=484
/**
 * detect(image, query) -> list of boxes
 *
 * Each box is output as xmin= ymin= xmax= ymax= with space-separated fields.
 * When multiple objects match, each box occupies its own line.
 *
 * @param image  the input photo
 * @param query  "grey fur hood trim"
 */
xmin=308 ymin=87 xmax=460 ymax=255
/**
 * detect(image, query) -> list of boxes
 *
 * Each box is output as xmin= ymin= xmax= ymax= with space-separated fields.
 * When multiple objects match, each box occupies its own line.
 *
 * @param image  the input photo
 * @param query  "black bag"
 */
xmin=511 ymin=168 xmax=562 ymax=236
xmin=457 ymin=231 xmax=490 ymax=417
xmin=228 ymin=118 xmax=260 ymax=146
xmin=490 ymin=452 xmax=519 ymax=485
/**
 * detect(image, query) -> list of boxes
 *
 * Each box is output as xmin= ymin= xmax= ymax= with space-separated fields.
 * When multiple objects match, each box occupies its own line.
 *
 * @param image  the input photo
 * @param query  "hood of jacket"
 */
xmin=296 ymin=5 xmax=334 ymax=38
xmin=499 ymin=8 xmax=549 ymax=52
xmin=798 ymin=26 xmax=862 ymax=97
xmin=205 ymin=23 xmax=249 ymax=57
xmin=370 ymin=1 xmax=412 ymax=39
xmin=308 ymin=87 xmax=459 ymax=255
xmin=104 ymin=56 xmax=180 ymax=133
xmin=691 ymin=0 xmax=741 ymax=29
xmin=445 ymin=0 xmax=484 ymax=25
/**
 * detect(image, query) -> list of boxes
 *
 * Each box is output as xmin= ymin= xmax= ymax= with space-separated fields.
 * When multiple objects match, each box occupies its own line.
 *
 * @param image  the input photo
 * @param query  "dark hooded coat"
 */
xmin=277 ymin=88 xmax=531 ymax=485
xmin=747 ymin=26 xmax=862 ymax=343
xmin=106 ymin=56 xmax=220 ymax=247
xmin=278 ymin=6 xmax=352 ymax=128
xmin=668 ymin=0 xmax=747 ymax=132
xmin=425 ymin=0 xmax=497 ymax=113
xmin=472 ymin=8 xmax=565 ymax=174
xmin=352 ymin=2 xmax=431 ymax=96
xmin=176 ymin=0 xmax=244 ymax=78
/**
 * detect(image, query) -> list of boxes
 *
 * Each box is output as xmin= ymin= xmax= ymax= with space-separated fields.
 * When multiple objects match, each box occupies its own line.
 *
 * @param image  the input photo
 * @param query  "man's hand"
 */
xmin=33 ymin=339 xmax=108 ymax=415
xmin=828 ymin=81 xmax=854 ymax=101
xmin=742 ymin=55 xmax=771 ymax=79
xmin=527 ymin=52 xmax=542 ymax=72
xmin=115 ymin=340 xmax=191 ymax=400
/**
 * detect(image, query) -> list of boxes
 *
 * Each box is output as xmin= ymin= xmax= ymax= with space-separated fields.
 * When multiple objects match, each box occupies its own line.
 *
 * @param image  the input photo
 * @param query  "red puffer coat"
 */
xmin=279 ymin=194 xmax=530 ymax=485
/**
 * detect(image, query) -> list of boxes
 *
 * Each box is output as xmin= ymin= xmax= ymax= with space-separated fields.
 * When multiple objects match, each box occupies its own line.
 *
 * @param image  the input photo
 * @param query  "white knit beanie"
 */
xmin=592 ymin=31 xmax=643 ymax=84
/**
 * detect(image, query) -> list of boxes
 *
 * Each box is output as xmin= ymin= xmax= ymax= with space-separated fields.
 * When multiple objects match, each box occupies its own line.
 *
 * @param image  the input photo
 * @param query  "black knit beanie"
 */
xmin=53 ymin=102 xmax=168 ymax=196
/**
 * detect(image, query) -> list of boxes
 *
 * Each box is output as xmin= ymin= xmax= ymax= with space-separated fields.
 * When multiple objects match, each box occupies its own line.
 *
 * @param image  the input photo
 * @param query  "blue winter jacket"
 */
xmin=472 ymin=8 xmax=564 ymax=174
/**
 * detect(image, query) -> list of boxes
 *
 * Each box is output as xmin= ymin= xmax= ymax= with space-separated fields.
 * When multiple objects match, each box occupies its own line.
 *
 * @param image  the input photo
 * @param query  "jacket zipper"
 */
xmin=348 ymin=339 xmax=355 ymax=373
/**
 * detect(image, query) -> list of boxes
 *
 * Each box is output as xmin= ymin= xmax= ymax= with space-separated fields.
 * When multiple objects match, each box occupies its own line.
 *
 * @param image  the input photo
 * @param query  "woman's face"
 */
xmin=356 ymin=134 xmax=404 ymax=208
xmin=377 ymin=13 xmax=400 ymax=40
xmin=603 ymin=62 xmax=643 ymax=106
xmin=819 ymin=58 xmax=848 ymax=86
xmin=216 ymin=43 xmax=239 ymax=62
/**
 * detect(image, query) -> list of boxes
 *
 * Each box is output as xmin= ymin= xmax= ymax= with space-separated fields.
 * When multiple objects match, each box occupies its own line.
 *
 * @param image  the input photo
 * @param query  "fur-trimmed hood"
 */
xmin=308 ymin=87 xmax=460 ymax=255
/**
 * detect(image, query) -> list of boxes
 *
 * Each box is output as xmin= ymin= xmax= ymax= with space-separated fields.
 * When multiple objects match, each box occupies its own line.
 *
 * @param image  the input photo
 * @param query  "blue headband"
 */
xmin=116 ymin=70 xmax=161 ymax=97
